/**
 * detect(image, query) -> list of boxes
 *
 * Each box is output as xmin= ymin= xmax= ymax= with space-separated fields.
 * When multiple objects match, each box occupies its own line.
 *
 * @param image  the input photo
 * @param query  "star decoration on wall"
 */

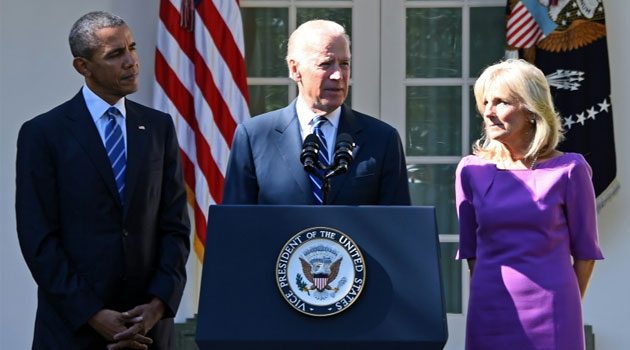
xmin=562 ymin=96 xmax=612 ymax=130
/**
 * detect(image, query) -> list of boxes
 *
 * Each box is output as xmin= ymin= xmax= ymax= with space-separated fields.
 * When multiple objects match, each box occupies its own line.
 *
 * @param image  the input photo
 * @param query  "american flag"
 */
xmin=153 ymin=0 xmax=250 ymax=262
xmin=506 ymin=0 xmax=557 ymax=49
xmin=506 ymin=1 xmax=543 ymax=48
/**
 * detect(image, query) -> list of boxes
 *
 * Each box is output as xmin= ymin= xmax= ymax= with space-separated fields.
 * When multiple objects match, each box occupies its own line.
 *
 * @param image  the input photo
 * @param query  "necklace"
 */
xmin=499 ymin=151 xmax=539 ymax=170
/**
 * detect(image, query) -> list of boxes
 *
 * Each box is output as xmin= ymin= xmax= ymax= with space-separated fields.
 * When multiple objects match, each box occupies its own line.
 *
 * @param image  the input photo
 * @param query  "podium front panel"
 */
xmin=196 ymin=205 xmax=447 ymax=349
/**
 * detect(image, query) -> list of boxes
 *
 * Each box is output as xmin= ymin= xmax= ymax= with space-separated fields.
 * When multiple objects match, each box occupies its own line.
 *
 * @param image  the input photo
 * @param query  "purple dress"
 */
xmin=455 ymin=153 xmax=603 ymax=350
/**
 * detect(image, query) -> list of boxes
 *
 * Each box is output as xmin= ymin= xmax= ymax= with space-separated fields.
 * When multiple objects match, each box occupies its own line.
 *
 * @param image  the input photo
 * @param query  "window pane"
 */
xmin=469 ymin=86 xmax=483 ymax=154
xmin=296 ymin=8 xmax=352 ymax=39
xmin=406 ymin=86 xmax=462 ymax=156
xmin=440 ymin=242 xmax=462 ymax=314
xmin=406 ymin=8 xmax=462 ymax=78
xmin=248 ymin=85 xmax=289 ymax=117
xmin=470 ymin=7 xmax=506 ymax=77
xmin=242 ymin=8 xmax=289 ymax=77
xmin=407 ymin=163 xmax=457 ymax=235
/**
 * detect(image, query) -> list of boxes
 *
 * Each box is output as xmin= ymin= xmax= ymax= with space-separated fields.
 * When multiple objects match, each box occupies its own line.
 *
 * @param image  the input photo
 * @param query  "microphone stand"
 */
xmin=307 ymin=164 xmax=332 ymax=205
xmin=322 ymin=175 xmax=331 ymax=206
xmin=315 ymin=163 xmax=350 ymax=205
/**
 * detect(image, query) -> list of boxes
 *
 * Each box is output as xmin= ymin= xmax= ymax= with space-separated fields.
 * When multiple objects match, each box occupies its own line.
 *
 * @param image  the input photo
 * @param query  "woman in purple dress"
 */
xmin=456 ymin=59 xmax=603 ymax=350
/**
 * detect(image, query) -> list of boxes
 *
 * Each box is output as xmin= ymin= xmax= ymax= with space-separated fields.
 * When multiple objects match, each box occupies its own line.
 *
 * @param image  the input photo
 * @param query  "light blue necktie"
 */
xmin=309 ymin=116 xmax=330 ymax=204
xmin=104 ymin=107 xmax=126 ymax=203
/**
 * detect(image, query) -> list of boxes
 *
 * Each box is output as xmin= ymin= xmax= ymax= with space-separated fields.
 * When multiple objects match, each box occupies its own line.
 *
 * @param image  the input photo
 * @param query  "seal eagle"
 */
xmin=299 ymin=257 xmax=342 ymax=292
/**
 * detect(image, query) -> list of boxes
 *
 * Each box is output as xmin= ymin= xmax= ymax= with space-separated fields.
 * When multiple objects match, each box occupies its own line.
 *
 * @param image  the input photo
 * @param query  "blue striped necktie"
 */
xmin=104 ymin=107 xmax=126 ymax=203
xmin=309 ymin=116 xmax=330 ymax=204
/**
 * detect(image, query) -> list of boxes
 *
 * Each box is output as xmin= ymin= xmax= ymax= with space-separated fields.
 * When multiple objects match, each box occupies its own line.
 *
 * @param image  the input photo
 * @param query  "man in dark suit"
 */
xmin=223 ymin=20 xmax=410 ymax=205
xmin=15 ymin=11 xmax=190 ymax=349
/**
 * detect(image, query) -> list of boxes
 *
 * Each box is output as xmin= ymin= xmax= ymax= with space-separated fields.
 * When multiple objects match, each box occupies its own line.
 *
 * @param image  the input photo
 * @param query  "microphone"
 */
xmin=332 ymin=133 xmax=354 ymax=174
xmin=300 ymin=133 xmax=320 ymax=174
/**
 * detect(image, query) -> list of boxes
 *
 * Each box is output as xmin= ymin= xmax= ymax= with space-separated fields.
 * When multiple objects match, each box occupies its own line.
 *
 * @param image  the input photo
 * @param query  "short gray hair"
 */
xmin=286 ymin=20 xmax=350 ymax=68
xmin=69 ymin=11 xmax=125 ymax=58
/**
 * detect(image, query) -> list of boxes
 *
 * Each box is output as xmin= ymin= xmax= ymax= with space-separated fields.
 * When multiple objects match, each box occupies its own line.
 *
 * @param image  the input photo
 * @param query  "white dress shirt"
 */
xmin=296 ymin=95 xmax=341 ymax=160
xmin=82 ymin=85 xmax=128 ymax=152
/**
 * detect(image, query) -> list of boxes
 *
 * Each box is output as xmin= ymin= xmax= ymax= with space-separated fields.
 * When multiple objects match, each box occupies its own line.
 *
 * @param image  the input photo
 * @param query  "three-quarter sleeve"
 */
xmin=565 ymin=154 xmax=604 ymax=260
xmin=456 ymin=156 xmax=478 ymax=259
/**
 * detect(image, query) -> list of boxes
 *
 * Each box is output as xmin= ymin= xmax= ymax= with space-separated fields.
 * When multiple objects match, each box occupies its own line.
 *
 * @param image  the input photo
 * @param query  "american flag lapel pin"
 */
xmin=138 ymin=125 xmax=146 ymax=130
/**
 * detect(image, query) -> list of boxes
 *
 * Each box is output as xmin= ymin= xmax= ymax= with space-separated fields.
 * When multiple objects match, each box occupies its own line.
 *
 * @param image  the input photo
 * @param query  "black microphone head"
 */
xmin=304 ymin=133 xmax=320 ymax=146
xmin=301 ymin=134 xmax=320 ymax=173
xmin=333 ymin=133 xmax=354 ymax=172
xmin=336 ymin=133 xmax=354 ymax=145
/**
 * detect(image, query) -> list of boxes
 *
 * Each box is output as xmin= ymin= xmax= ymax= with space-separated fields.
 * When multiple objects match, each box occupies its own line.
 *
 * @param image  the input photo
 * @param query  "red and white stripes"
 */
xmin=506 ymin=1 xmax=545 ymax=48
xmin=154 ymin=0 xmax=249 ymax=261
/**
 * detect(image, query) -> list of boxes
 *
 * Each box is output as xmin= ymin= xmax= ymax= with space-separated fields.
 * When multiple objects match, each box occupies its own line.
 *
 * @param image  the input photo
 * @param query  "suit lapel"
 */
xmin=327 ymin=105 xmax=364 ymax=204
xmin=123 ymin=101 xmax=149 ymax=218
xmin=272 ymin=100 xmax=316 ymax=204
xmin=65 ymin=92 xmax=122 ymax=208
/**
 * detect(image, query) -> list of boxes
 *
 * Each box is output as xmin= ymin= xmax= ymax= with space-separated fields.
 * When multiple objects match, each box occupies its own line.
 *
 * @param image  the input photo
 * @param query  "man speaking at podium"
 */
xmin=223 ymin=20 xmax=410 ymax=205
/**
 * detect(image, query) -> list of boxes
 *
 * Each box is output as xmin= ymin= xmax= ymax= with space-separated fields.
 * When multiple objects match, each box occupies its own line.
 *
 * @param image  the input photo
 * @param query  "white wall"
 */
xmin=1 ymin=1 xmax=629 ymax=349
xmin=1 ymin=3 xmax=106 ymax=348
xmin=0 ymin=1 xmax=173 ymax=349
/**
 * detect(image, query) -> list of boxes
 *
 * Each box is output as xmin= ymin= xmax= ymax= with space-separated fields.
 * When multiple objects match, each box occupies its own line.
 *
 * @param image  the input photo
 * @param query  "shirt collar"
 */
xmin=82 ymin=85 xmax=127 ymax=123
xmin=296 ymin=94 xmax=341 ymax=132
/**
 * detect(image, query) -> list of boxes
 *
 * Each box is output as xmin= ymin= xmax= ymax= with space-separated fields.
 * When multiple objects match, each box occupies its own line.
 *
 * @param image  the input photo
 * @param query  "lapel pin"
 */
xmin=138 ymin=125 xmax=146 ymax=130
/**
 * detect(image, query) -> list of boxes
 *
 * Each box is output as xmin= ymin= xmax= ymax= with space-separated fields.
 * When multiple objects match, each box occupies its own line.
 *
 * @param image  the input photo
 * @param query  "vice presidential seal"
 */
xmin=276 ymin=227 xmax=366 ymax=317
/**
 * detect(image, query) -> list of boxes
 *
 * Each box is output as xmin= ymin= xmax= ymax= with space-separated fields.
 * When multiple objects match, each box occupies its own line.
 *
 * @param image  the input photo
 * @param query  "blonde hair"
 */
xmin=472 ymin=59 xmax=564 ymax=161
xmin=285 ymin=20 xmax=350 ymax=74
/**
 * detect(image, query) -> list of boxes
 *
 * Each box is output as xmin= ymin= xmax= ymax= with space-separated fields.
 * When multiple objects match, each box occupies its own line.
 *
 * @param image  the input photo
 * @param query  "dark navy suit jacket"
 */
xmin=15 ymin=91 xmax=190 ymax=349
xmin=223 ymin=100 xmax=411 ymax=205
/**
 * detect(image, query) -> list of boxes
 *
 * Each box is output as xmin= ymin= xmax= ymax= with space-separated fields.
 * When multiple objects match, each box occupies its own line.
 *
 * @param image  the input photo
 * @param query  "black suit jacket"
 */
xmin=223 ymin=100 xmax=411 ymax=205
xmin=15 ymin=91 xmax=190 ymax=349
